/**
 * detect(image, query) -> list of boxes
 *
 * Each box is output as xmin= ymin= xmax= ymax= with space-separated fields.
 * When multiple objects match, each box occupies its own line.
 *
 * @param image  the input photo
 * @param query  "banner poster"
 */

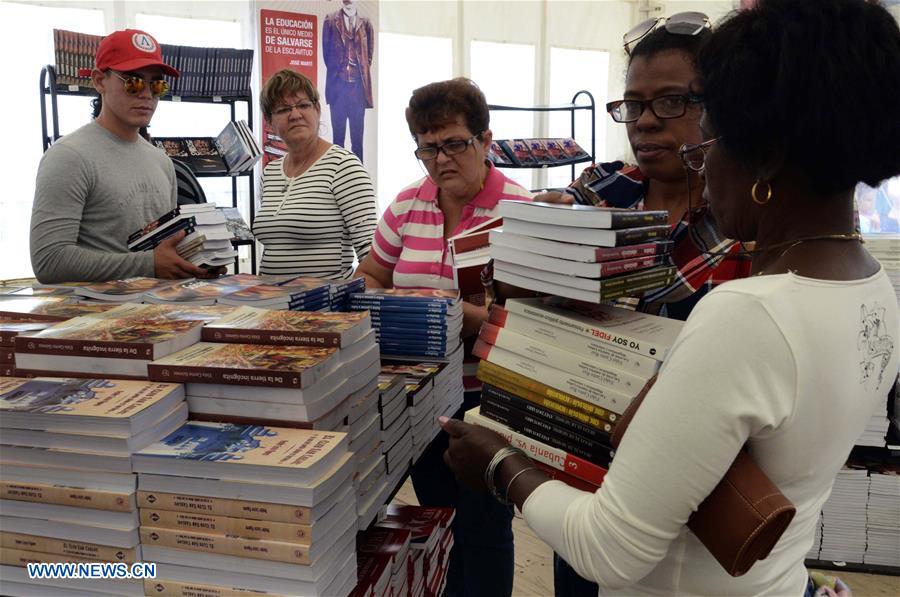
xmin=257 ymin=0 xmax=378 ymax=177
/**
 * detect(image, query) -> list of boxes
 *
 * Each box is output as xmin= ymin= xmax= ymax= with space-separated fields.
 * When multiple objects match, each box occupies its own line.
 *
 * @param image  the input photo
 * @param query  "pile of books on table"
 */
xmin=817 ymin=466 xmax=870 ymax=564
xmin=864 ymin=467 xmax=900 ymax=566
xmin=467 ymin=297 xmax=683 ymax=489
xmin=134 ymin=421 xmax=358 ymax=596
xmin=217 ymin=276 xmax=333 ymax=311
xmin=349 ymin=289 xmax=463 ymax=359
xmin=10 ymin=303 xmax=229 ymax=380
xmin=0 ymin=377 xmax=187 ymax=596
xmin=354 ymin=505 xmax=455 ymax=597
xmin=330 ymin=277 xmax=366 ymax=312
xmin=153 ymin=306 xmax=385 ymax=530
xmin=127 ymin=205 xmax=237 ymax=269
xmin=491 ymin=200 xmax=675 ymax=303
xmin=375 ymin=373 xmax=410 ymax=490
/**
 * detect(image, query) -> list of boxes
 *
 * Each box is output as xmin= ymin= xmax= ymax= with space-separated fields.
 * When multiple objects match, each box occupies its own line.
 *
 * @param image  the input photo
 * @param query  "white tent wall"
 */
xmin=380 ymin=0 xmax=734 ymax=181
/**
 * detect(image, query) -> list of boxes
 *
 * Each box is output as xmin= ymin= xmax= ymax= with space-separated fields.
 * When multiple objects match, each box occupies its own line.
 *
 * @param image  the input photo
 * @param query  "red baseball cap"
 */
xmin=95 ymin=29 xmax=179 ymax=77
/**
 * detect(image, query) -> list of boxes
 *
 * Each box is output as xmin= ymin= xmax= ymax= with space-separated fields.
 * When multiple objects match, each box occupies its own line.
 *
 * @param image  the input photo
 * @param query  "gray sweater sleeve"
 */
xmin=29 ymin=145 xmax=156 ymax=283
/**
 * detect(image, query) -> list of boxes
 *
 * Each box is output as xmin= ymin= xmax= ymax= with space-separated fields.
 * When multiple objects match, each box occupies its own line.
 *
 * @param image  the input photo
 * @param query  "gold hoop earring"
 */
xmin=751 ymin=181 xmax=772 ymax=205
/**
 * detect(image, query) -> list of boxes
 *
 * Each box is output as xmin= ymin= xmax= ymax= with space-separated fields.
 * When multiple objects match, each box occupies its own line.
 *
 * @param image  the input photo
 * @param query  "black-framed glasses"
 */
xmin=272 ymin=101 xmax=316 ymax=117
xmin=414 ymin=133 xmax=483 ymax=161
xmin=110 ymin=71 xmax=169 ymax=97
xmin=624 ymin=11 xmax=711 ymax=55
xmin=606 ymin=94 xmax=702 ymax=123
xmin=678 ymin=137 xmax=721 ymax=172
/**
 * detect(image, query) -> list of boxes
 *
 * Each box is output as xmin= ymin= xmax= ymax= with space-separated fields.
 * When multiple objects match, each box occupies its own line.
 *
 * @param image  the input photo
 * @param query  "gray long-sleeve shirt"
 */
xmin=30 ymin=121 xmax=177 ymax=283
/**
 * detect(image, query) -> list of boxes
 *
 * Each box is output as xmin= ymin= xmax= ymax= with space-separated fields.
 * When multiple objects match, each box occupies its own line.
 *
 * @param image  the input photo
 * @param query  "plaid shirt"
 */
xmin=485 ymin=161 xmax=751 ymax=321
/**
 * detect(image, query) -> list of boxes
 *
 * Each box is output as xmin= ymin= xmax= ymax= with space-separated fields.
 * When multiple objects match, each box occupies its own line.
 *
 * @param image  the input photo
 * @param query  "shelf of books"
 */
xmin=488 ymin=90 xmax=595 ymax=180
xmin=0 ymin=277 xmax=465 ymax=596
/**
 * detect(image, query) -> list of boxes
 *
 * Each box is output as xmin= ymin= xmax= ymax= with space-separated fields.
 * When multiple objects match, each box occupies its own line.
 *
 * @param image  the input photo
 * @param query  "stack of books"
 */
xmin=468 ymin=297 xmax=683 ymax=489
xmin=376 ymin=374 xmax=410 ymax=489
xmin=379 ymin=357 xmax=466 ymax=468
xmin=348 ymin=289 xmax=463 ymax=359
xmin=330 ymin=277 xmax=366 ymax=312
xmin=377 ymin=505 xmax=455 ymax=597
xmin=127 ymin=205 xmax=237 ymax=269
xmin=818 ymin=466 xmax=870 ymax=563
xmin=159 ymin=45 xmax=254 ymax=99
xmin=51 ymin=29 xmax=102 ymax=87
xmin=71 ymin=278 xmax=185 ymax=303
xmin=491 ymin=138 xmax=589 ymax=167
xmin=492 ymin=200 xmax=675 ymax=303
xmin=13 ymin=308 xmax=208 ymax=379
xmin=0 ymin=320 xmax=50 ymax=376
xmin=856 ymin=400 xmax=891 ymax=448
xmin=864 ymin=467 xmax=900 ymax=566
xmin=355 ymin=526 xmax=411 ymax=597
xmin=0 ymin=377 xmax=187 ymax=596
xmin=0 ymin=297 xmax=118 ymax=319
xmin=215 ymin=121 xmax=263 ymax=175
xmin=218 ymin=277 xmax=332 ymax=311
xmin=133 ymin=421 xmax=358 ymax=596
xmin=345 ymin=371 xmax=389 ymax=531
xmin=143 ymin=274 xmax=266 ymax=306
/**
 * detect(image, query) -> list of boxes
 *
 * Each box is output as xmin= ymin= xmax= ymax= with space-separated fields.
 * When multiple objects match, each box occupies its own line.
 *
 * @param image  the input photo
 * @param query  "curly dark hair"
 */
xmin=629 ymin=24 xmax=711 ymax=67
xmin=698 ymin=0 xmax=900 ymax=194
xmin=405 ymin=77 xmax=490 ymax=137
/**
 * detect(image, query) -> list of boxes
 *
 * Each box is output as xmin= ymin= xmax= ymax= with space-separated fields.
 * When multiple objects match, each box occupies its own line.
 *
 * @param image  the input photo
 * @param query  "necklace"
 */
xmin=752 ymin=232 xmax=863 ymax=276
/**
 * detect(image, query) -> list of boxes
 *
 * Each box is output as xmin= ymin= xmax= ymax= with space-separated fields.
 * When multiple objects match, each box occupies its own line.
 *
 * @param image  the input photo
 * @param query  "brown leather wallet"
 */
xmin=610 ymin=376 xmax=796 ymax=577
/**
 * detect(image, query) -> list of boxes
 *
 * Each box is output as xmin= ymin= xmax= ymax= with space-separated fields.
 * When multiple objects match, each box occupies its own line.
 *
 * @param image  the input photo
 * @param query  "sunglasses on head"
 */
xmin=623 ymin=11 xmax=711 ymax=55
xmin=110 ymin=71 xmax=170 ymax=97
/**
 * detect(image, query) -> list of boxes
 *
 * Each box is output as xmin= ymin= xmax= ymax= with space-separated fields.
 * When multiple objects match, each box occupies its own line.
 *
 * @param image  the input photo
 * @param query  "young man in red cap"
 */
xmin=30 ymin=29 xmax=210 ymax=283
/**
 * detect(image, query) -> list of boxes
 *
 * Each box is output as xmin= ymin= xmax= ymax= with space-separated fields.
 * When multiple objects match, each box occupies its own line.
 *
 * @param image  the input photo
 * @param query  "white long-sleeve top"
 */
xmin=524 ymin=269 xmax=899 ymax=596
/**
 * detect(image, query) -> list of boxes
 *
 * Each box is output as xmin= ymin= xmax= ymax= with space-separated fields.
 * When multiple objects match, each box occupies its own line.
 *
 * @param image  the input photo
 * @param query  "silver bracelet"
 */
xmin=484 ymin=446 xmax=528 ymax=503
xmin=503 ymin=466 xmax=539 ymax=504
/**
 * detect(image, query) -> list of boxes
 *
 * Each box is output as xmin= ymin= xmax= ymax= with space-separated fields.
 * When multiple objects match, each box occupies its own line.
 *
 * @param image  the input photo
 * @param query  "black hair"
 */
xmin=405 ymin=78 xmax=489 ymax=138
xmin=698 ymin=0 xmax=900 ymax=194
xmin=629 ymin=25 xmax=711 ymax=67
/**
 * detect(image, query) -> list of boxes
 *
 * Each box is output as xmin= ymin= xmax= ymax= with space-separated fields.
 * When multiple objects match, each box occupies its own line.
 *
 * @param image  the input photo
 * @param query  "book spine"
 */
xmin=479 ymin=323 xmax=644 ymax=396
xmin=0 ymin=532 xmax=138 ymax=563
xmin=136 ymin=491 xmax=312 ymax=524
xmin=464 ymin=409 xmax=607 ymax=486
xmin=0 ymin=347 xmax=14 ymax=363
xmin=531 ymin=460 xmax=600 ymax=493
xmin=0 ymin=481 xmax=134 ymax=512
xmin=608 ymin=210 xmax=667 ymax=230
xmin=473 ymin=340 xmax=631 ymax=414
xmin=139 ymin=509 xmax=313 ymax=544
xmin=200 ymin=327 xmax=341 ymax=348
xmin=476 ymin=360 xmax=617 ymax=428
xmin=501 ymin=302 xmax=668 ymax=361
xmin=479 ymin=397 xmax=614 ymax=467
xmin=489 ymin=308 xmax=659 ymax=376
xmin=598 ymin=266 xmax=675 ymax=290
xmin=480 ymin=383 xmax=613 ymax=445
xmin=140 ymin=526 xmax=312 ymax=564
xmin=593 ymin=241 xmax=671 ymax=261
xmin=13 ymin=336 xmax=153 ymax=360
xmin=144 ymin=578 xmax=287 ymax=597
xmin=612 ymin=225 xmax=670 ymax=246
xmin=597 ymin=255 xmax=665 ymax=277
xmin=0 ymin=547 xmax=99 ymax=567
xmin=146 ymin=363 xmax=308 ymax=388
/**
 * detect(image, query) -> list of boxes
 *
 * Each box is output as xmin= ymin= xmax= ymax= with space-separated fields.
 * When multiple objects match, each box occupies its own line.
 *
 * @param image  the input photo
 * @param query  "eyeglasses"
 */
xmin=110 ymin=71 xmax=169 ymax=97
xmin=623 ymin=11 xmax=711 ymax=55
xmin=272 ymin=101 xmax=316 ymax=117
xmin=414 ymin=133 xmax=482 ymax=161
xmin=678 ymin=137 xmax=721 ymax=172
xmin=606 ymin=94 xmax=702 ymax=123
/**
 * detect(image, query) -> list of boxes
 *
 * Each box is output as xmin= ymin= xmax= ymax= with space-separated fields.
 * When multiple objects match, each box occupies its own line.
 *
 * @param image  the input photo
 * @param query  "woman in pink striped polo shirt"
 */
xmin=355 ymin=78 xmax=532 ymax=597
xmin=356 ymin=77 xmax=532 ymax=339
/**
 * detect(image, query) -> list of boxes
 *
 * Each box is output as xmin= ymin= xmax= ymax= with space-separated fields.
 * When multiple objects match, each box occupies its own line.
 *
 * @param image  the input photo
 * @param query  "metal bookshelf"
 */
xmin=488 ymin=90 xmax=596 ymax=181
xmin=38 ymin=64 xmax=258 ymax=274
